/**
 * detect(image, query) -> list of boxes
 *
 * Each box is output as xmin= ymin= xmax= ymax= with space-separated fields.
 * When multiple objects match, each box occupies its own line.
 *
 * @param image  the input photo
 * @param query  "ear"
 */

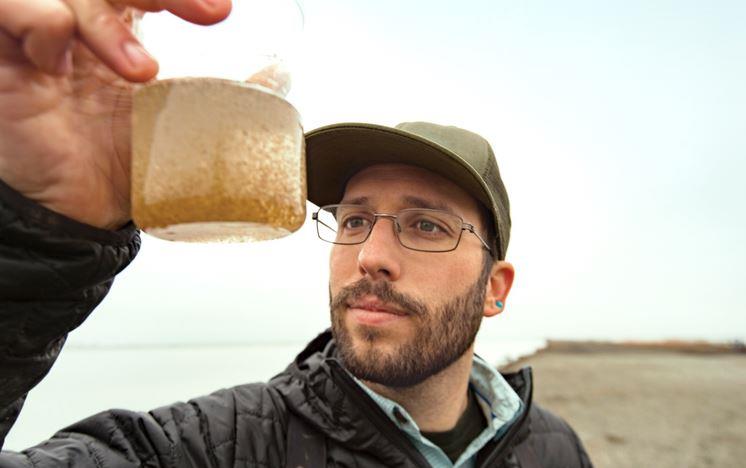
xmin=483 ymin=261 xmax=515 ymax=318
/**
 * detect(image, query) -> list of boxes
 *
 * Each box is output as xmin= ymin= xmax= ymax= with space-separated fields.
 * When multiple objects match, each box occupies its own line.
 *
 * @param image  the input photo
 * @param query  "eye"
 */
xmin=410 ymin=216 xmax=452 ymax=236
xmin=416 ymin=219 xmax=442 ymax=233
xmin=342 ymin=215 xmax=371 ymax=230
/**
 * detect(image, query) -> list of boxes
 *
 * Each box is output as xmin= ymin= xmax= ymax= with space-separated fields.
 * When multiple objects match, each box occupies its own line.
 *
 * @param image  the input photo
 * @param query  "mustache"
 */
xmin=330 ymin=278 xmax=427 ymax=318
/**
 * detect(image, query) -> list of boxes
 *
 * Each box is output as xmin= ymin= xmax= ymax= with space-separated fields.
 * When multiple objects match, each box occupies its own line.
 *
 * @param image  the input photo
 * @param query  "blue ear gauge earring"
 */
xmin=495 ymin=300 xmax=504 ymax=309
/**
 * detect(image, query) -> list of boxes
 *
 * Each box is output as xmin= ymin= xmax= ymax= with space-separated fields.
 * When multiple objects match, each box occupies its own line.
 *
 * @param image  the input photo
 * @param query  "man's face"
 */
xmin=328 ymin=163 xmax=492 ymax=387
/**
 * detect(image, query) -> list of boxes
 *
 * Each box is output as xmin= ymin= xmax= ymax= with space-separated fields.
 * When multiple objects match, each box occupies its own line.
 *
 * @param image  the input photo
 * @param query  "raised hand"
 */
xmin=0 ymin=0 xmax=231 ymax=229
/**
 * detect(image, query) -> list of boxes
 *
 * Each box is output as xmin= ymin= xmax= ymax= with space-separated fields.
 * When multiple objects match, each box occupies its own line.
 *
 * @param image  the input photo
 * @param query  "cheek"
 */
xmin=329 ymin=245 xmax=358 ymax=290
xmin=419 ymin=257 xmax=482 ymax=297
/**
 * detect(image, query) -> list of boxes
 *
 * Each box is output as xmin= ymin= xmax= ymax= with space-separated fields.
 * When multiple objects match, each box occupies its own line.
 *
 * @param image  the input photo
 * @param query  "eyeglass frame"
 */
xmin=312 ymin=204 xmax=492 ymax=253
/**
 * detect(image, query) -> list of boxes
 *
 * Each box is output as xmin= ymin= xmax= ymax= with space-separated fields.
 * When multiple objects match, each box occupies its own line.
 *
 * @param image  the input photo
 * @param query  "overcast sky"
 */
xmin=71 ymin=0 xmax=746 ymax=347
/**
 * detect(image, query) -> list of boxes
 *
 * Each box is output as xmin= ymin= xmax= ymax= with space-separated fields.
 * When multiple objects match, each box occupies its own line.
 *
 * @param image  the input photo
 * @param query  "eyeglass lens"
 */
xmin=316 ymin=205 xmax=464 ymax=252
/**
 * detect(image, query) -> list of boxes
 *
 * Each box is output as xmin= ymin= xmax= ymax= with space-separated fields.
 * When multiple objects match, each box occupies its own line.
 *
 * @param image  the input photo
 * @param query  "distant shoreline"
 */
xmin=65 ymin=341 xmax=307 ymax=351
xmin=500 ymin=338 xmax=746 ymax=371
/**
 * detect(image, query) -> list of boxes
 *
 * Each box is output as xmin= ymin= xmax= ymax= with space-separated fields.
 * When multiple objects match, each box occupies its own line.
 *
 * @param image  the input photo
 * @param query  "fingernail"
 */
xmin=122 ymin=41 xmax=152 ymax=69
xmin=56 ymin=47 xmax=73 ymax=76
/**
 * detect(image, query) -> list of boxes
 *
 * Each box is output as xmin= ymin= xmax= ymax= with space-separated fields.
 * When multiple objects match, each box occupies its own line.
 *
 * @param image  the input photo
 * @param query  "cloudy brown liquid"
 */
xmin=132 ymin=78 xmax=306 ymax=242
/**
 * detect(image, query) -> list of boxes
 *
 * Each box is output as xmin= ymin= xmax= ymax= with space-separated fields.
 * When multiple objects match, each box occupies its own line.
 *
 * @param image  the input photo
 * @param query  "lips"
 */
xmin=347 ymin=296 xmax=408 ymax=326
xmin=348 ymin=296 xmax=406 ymax=315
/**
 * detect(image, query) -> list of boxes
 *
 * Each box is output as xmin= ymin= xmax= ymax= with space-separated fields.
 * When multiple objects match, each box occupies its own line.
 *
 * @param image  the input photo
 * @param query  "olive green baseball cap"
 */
xmin=305 ymin=122 xmax=511 ymax=260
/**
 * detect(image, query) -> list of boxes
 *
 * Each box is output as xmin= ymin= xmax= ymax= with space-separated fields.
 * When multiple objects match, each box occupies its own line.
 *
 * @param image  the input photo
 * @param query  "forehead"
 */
xmin=342 ymin=164 xmax=480 ymax=216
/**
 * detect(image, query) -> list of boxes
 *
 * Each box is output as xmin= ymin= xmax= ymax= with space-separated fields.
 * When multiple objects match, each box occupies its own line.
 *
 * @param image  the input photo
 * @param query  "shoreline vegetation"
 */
xmin=501 ymin=339 xmax=746 ymax=468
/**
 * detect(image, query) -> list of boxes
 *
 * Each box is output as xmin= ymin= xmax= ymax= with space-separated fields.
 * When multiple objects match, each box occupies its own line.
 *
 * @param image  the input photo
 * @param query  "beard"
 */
xmin=329 ymin=274 xmax=488 ymax=388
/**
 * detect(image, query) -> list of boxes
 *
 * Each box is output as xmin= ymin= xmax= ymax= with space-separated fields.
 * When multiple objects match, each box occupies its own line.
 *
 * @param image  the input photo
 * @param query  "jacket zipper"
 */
xmin=477 ymin=368 xmax=533 ymax=467
xmin=328 ymin=360 xmax=432 ymax=468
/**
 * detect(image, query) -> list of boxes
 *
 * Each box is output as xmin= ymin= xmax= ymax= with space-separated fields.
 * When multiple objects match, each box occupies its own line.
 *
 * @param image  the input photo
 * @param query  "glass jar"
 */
xmin=131 ymin=0 xmax=305 ymax=242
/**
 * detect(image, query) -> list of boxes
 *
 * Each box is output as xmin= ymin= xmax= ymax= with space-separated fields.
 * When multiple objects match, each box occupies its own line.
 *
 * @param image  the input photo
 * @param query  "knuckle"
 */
xmin=87 ymin=10 xmax=118 ymax=29
xmin=37 ymin=2 xmax=70 ymax=24
xmin=66 ymin=0 xmax=122 ymax=32
xmin=88 ymin=10 xmax=121 ymax=32
xmin=41 ymin=7 xmax=76 ymax=37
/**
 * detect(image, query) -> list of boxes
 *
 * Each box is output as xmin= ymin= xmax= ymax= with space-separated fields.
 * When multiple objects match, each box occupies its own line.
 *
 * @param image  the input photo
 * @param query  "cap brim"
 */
xmin=305 ymin=123 xmax=493 ymax=210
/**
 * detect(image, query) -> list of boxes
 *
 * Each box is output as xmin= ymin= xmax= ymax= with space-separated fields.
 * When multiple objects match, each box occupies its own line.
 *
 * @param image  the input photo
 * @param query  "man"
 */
xmin=0 ymin=0 xmax=592 ymax=466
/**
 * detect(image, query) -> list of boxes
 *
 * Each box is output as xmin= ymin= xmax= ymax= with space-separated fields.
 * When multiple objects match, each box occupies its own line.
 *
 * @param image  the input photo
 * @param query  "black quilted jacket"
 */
xmin=0 ymin=180 xmax=593 ymax=467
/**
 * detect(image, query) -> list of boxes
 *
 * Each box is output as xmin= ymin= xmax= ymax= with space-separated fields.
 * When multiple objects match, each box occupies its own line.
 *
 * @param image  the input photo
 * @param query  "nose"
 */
xmin=356 ymin=216 xmax=402 ymax=281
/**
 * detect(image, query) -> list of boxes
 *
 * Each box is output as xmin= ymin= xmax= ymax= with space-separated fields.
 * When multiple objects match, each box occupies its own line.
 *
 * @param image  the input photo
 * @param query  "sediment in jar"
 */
xmin=132 ymin=78 xmax=306 ymax=242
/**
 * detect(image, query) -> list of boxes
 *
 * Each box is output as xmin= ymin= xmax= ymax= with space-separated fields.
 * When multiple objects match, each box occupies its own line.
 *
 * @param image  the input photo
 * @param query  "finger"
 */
xmin=110 ymin=0 xmax=232 ymax=26
xmin=0 ymin=0 xmax=77 ymax=75
xmin=67 ymin=0 xmax=158 ymax=82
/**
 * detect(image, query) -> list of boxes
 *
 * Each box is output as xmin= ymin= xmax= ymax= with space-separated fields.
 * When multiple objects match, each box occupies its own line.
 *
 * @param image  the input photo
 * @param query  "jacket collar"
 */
xmin=270 ymin=329 xmax=535 ymax=466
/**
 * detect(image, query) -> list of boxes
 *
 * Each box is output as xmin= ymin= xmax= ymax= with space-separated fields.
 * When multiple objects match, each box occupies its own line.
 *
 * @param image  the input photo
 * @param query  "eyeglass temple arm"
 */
xmin=463 ymin=223 xmax=492 ymax=253
xmin=312 ymin=212 xmax=338 ymax=233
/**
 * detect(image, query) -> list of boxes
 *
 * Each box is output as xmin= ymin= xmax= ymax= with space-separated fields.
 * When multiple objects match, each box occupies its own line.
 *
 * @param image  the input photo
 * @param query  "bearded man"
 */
xmin=0 ymin=0 xmax=592 ymax=466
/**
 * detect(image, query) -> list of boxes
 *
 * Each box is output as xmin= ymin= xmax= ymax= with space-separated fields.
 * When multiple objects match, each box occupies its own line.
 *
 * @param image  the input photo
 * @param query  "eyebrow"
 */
xmin=339 ymin=195 xmax=457 ymax=216
xmin=340 ymin=196 xmax=370 ymax=206
xmin=401 ymin=196 xmax=456 ymax=215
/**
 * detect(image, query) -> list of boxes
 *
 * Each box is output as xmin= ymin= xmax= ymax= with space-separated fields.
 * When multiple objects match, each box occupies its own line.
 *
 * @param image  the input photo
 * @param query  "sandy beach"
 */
xmin=501 ymin=341 xmax=746 ymax=468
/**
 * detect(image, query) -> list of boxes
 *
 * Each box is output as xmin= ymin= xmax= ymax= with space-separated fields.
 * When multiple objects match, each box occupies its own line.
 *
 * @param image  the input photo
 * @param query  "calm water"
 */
xmin=4 ymin=337 xmax=544 ymax=451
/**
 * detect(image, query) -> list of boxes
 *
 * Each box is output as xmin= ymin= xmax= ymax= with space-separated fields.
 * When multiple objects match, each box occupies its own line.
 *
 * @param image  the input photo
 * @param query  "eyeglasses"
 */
xmin=312 ymin=204 xmax=492 ymax=253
